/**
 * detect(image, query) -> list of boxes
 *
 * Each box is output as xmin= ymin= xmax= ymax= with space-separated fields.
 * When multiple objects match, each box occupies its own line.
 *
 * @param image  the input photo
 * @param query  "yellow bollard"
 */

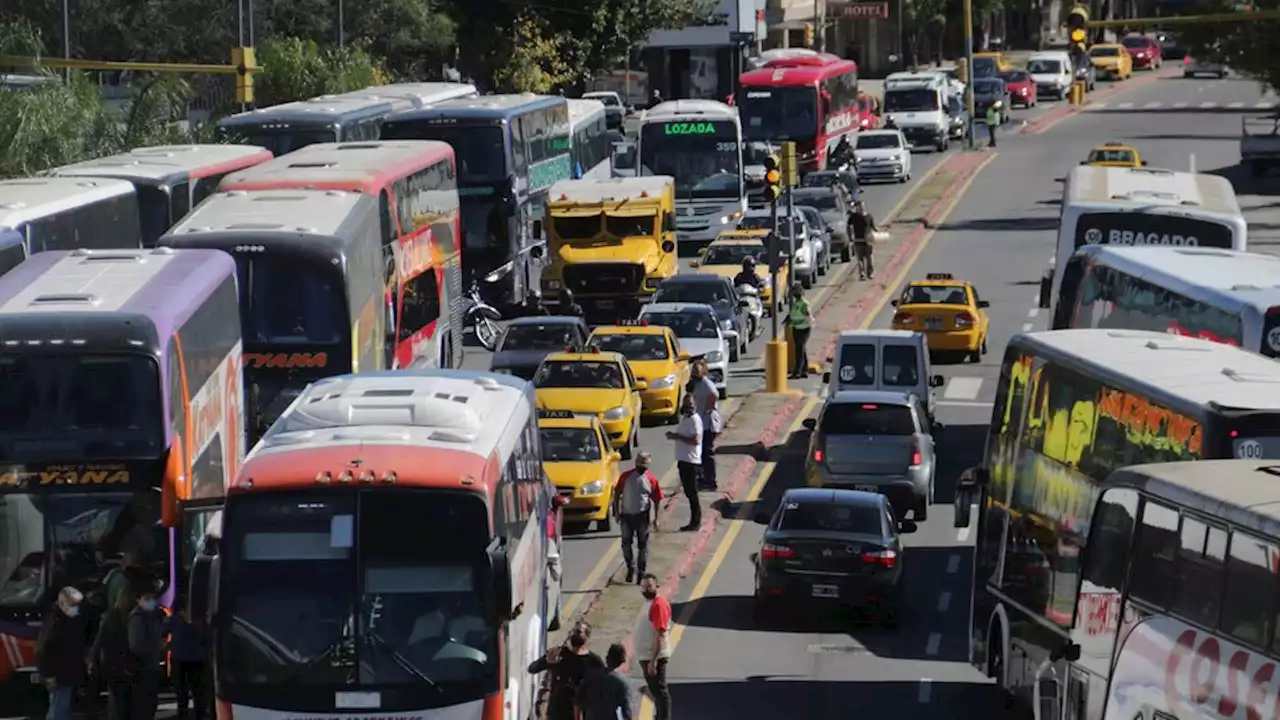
xmin=765 ymin=339 xmax=789 ymax=393
xmin=1069 ymin=80 xmax=1086 ymax=106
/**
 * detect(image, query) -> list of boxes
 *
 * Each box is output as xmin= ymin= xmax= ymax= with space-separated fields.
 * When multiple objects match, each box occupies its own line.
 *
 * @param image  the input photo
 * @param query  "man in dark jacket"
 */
xmin=527 ymin=620 xmax=603 ymax=720
xmin=577 ymin=643 xmax=634 ymax=720
xmin=165 ymin=608 xmax=209 ymax=720
xmin=36 ymin=587 xmax=88 ymax=720
xmin=127 ymin=590 xmax=167 ymax=720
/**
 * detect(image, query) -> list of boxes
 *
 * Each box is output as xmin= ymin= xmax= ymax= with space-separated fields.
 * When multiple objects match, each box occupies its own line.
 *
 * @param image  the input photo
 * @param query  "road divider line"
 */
xmin=957 ymin=522 xmax=972 ymax=542
xmin=946 ymin=554 xmax=960 ymax=574
xmin=926 ymin=633 xmax=941 ymax=656
xmin=1021 ymin=322 xmax=1033 ymax=332
xmin=937 ymin=591 xmax=952 ymax=612
xmin=1027 ymin=308 xmax=1038 ymax=318
xmin=635 ymin=397 xmax=820 ymax=720
xmin=918 ymin=679 xmax=933 ymax=703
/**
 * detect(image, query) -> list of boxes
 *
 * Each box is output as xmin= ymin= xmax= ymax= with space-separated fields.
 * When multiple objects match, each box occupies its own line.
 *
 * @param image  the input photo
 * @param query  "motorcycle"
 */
xmin=464 ymin=280 xmax=503 ymax=351
xmin=737 ymin=284 xmax=764 ymax=341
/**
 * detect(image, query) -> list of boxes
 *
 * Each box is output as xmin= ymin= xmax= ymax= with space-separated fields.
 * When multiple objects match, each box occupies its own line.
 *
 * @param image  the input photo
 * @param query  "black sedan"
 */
xmin=753 ymin=487 xmax=910 ymax=626
xmin=799 ymin=169 xmax=861 ymax=205
xmin=790 ymin=186 xmax=852 ymax=263
xmin=490 ymin=316 xmax=591 ymax=380
xmin=650 ymin=275 xmax=750 ymax=361
xmin=973 ymin=78 xmax=1012 ymax=124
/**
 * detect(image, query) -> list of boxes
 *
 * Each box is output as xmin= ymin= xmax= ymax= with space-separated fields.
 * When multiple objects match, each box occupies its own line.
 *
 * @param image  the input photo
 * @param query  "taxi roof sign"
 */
xmin=539 ymin=409 xmax=577 ymax=419
xmin=614 ymin=319 xmax=649 ymax=326
xmin=926 ymin=273 xmax=954 ymax=280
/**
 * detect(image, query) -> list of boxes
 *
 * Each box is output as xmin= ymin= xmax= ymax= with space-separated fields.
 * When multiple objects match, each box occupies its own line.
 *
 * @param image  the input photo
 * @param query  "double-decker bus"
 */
xmin=195 ymin=370 xmax=560 ymax=720
xmin=0 ymin=247 xmax=242 ymax=690
xmin=637 ymin=100 xmax=746 ymax=246
xmin=161 ymin=189 xmax=384 ymax=439
xmin=50 ymin=144 xmax=273 ymax=246
xmin=0 ymin=177 xmax=142 ymax=255
xmin=567 ymin=98 xmax=614 ymax=180
xmin=735 ymin=49 xmax=859 ymax=173
xmin=218 ymin=96 xmax=412 ymax=156
xmin=337 ymin=81 xmax=478 ymax=109
xmin=953 ymin=328 xmax=1280 ymax=716
xmin=381 ymin=95 xmax=572 ymax=309
xmin=1054 ymin=246 xmax=1280 ymax=357
xmin=1041 ymin=165 xmax=1247 ymax=309
xmin=218 ymin=141 xmax=463 ymax=370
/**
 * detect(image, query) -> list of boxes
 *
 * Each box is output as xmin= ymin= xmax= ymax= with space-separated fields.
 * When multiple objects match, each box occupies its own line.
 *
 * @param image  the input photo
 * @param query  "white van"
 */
xmin=882 ymin=72 xmax=952 ymax=153
xmin=823 ymin=330 xmax=944 ymax=425
xmin=1026 ymin=51 xmax=1074 ymax=100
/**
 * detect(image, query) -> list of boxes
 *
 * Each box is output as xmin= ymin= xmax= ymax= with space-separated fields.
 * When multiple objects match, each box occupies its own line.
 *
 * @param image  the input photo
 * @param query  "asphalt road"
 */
xmin=633 ymin=71 xmax=1280 ymax=720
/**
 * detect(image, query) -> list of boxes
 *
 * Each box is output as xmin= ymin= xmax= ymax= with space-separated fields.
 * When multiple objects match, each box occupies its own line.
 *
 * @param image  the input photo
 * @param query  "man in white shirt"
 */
xmin=665 ymin=393 xmax=703 ymax=531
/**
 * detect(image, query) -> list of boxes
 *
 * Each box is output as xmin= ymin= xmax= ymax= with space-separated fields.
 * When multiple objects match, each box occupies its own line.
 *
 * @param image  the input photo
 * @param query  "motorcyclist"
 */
xmin=883 ymin=115 xmax=898 ymax=130
xmin=557 ymin=288 xmax=585 ymax=318
xmin=733 ymin=256 xmax=763 ymax=291
xmin=829 ymin=135 xmax=854 ymax=168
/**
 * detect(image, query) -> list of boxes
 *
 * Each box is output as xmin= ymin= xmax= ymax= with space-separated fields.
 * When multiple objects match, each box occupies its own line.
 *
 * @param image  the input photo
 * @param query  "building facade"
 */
xmin=640 ymin=0 xmax=768 ymax=101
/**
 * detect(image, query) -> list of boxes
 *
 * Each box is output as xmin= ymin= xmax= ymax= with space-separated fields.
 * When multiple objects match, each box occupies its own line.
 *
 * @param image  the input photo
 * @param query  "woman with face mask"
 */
xmin=527 ymin=620 xmax=604 ymax=720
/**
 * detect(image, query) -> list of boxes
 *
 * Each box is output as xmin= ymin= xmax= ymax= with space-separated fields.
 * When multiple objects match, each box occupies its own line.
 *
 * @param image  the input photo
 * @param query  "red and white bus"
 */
xmin=196 ymin=370 xmax=561 ymax=720
xmin=220 ymin=140 xmax=464 ymax=370
xmin=959 ymin=459 xmax=1280 ymax=720
xmin=735 ymin=49 xmax=859 ymax=172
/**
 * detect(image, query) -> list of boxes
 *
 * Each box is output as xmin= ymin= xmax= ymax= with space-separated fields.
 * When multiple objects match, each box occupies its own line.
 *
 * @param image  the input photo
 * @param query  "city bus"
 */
xmin=1053 ymin=245 xmax=1280 ymax=357
xmin=49 ymin=144 xmax=274 ymax=246
xmin=0 ymin=247 xmax=242 ymax=689
xmin=160 ymin=189 xmax=384 ymax=439
xmin=218 ymin=140 xmax=464 ymax=370
xmin=0 ymin=176 xmax=142 ymax=253
xmin=952 ymin=329 xmax=1280 ymax=716
xmin=217 ymin=95 xmax=412 ymax=156
xmin=1041 ymin=165 xmax=1247 ymax=308
xmin=567 ymin=98 xmax=615 ymax=180
xmin=194 ymin=370 xmax=560 ymax=720
xmin=637 ymin=100 xmax=746 ymax=246
xmin=336 ymin=81 xmax=478 ymax=108
xmin=734 ymin=49 xmax=859 ymax=173
xmin=380 ymin=94 xmax=572 ymax=309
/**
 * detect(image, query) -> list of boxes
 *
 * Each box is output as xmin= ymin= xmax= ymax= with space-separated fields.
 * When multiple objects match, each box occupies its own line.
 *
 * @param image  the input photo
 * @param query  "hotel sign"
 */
xmin=839 ymin=2 xmax=890 ymax=19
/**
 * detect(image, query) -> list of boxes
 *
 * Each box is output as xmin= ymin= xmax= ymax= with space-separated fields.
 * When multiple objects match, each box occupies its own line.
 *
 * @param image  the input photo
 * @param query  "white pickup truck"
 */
xmin=1242 ymin=115 xmax=1280 ymax=177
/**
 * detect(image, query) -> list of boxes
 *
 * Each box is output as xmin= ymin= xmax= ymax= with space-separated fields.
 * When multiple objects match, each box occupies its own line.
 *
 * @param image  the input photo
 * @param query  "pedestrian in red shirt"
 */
xmin=634 ymin=574 xmax=672 ymax=720
xmin=612 ymin=452 xmax=663 ymax=584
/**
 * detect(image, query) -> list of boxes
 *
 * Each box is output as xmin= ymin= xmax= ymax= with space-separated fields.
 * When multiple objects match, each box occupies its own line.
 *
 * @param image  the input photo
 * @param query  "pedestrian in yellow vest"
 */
xmin=786 ymin=282 xmax=813 ymax=379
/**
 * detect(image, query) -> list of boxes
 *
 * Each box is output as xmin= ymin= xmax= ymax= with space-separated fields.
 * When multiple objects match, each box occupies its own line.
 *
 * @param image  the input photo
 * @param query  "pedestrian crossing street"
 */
xmin=1086 ymin=100 xmax=1277 ymax=111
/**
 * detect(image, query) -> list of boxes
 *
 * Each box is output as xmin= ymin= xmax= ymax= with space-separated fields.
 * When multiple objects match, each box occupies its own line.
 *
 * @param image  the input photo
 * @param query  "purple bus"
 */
xmin=0 ymin=247 xmax=242 ymax=696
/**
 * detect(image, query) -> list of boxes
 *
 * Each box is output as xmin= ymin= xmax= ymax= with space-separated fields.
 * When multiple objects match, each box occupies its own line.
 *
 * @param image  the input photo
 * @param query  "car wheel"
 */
xmin=598 ymin=514 xmax=612 ymax=532
xmin=968 ymin=348 xmax=982 ymax=363
xmin=730 ymin=343 xmax=740 ymax=363
xmin=882 ymin=590 xmax=903 ymax=629
xmin=620 ymin=438 xmax=632 ymax=461
xmin=981 ymin=336 xmax=989 ymax=355
xmin=801 ymin=274 xmax=813 ymax=289
xmin=898 ymin=174 xmax=908 ymax=184
xmin=719 ymin=387 xmax=727 ymax=400
xmin=752 ymin=593 xmax=777 ymax=623
xmin=915 ymin=495 xmax=929 ymax=522
xmin=1219 ymin=71 xmax=1228 ymax=79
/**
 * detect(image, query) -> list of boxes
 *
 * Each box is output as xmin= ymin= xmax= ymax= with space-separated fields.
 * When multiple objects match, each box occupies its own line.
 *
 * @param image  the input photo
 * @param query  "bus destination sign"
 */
xmin=0 ymin=463 xmax=134 ymax=490
xmin=663 ymin=121 xmax=728 ymax=136
xmin=1075 ymin=212 xmax=1234 ymax=249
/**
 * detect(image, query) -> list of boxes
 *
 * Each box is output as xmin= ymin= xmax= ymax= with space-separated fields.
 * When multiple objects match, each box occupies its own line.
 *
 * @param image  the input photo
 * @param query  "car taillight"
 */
xmin=910 ymin=439 xmax=922 ymax=467
xmin=1184 ymin=56 xmax=1192 ymax=64
xmin=862 ymin=549 xmax=898 ymax=567
xmin=893 ymin=311 xmax=913 ymax=324
xmin=955 ymin=312 xmax=976 ymax=328
xmin=812 ymin=448 xmax=824 ymax=462
xmin=762 ymin=542 xmax=795 ymax=560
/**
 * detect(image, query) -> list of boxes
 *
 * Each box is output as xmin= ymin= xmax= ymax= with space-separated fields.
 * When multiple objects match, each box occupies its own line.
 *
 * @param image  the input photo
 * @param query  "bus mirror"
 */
xmin=1039 ymin=270 xmax=1053 ymax=309
xmin=488 ymin=543 xmax=514 ymax=622
xmin=662 ymin=240 xmax=675 ymax=253
xmin=821 ymin=93 xmax=831 ymax=115
xmin=161 ymin=442 xmax=186 ymax=528
xmin=1051 ymin=642 xmax=1081 ymax=662
xmin=187 ymin=553 xmax=218 ymax=623
xmin=532 ymin=220 xmax=544 ymax=241
xmin=953 ymin=491 xmax=973 ymax=529
xmin=530 ymin=245 xmax=544 ymax=259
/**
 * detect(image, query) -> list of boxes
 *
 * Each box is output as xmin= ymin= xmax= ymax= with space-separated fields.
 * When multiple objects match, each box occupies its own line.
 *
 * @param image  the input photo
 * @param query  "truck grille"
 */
xmin=564 ymin=264 xmax=644 ymax=295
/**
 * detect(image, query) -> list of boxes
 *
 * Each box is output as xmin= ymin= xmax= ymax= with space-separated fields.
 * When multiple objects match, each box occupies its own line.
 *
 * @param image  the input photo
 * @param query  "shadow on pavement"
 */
xmin=1089 ymin=106 xmax=1263 ymax=115
xmin=666 ymin=679 xmax=1004 ymax=720
xmin=1129 ymin=133 xmax=1243 ymax=141
xmin=937 ymin=217 xmax=1059 ymax=233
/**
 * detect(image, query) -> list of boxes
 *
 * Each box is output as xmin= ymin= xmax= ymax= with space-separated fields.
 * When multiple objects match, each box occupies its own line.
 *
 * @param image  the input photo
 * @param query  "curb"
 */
xmin=1022 ymin=67 xmax=1179 ymax=134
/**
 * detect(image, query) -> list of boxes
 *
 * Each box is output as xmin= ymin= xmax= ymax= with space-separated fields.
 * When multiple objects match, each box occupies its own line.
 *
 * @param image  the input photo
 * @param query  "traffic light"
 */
xmin=763 ymin=154 xmax=782 ymax=202
xmin=232 ymin=46 xmax=256 ymax=104
xmin=803 ymin=23 xmax=815 ymax=50
xmin=1067 ymin=5 xmax=1089 ymax=58
xmin=780 ymin=142 xmax=798 ymax=187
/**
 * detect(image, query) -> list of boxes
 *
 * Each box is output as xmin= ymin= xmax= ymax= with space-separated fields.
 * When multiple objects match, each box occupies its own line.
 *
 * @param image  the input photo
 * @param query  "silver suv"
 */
xmin=803 ymin=390 xmax=936 ymax=521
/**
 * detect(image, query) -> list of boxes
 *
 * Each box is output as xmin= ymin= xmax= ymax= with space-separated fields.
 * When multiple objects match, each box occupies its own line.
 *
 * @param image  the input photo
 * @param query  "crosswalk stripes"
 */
xmin=1087 ymin=100 xmax=1277 ymax=111
xmin=937 ymin=376 xmax=993 ymax=408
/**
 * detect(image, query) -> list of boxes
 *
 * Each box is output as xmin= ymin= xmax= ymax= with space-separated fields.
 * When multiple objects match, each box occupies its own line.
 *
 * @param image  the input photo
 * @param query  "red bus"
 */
xmin=735 ymin=49 xmax=859 ymax=172
xmin=219 ymin=141 xmax=464 ymax=370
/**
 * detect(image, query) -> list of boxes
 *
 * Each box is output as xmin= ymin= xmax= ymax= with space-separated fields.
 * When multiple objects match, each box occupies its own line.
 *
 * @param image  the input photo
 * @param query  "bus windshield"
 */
xmin=220 ymin=491 xmax=496 ymax=694
xmin=638 ymin=122 xmax=740 ymax=200
xmin=383 ymin=123 xmax=507 ymax=185
xmin=0 ymin=354 xmax=163 ymax=461
xmin=221 ymin=127 xmax=339 ymax=156
xmin=736 ymin=87 xmax=818 ymax=141
xmin=235 ymin=254 xmax=347 ymax=346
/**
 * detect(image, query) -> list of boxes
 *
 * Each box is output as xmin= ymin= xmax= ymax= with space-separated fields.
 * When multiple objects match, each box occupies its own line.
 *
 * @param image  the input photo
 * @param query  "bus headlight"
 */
xmin=719 ymin=210 xmax=743 ymax=225
xmin=649 ymin=373 xmax=677 ymax=390
xmin=603 ymin=405 xmax=630 ymax=421
xmin=580 ymin=480 xmax=606 ymax=496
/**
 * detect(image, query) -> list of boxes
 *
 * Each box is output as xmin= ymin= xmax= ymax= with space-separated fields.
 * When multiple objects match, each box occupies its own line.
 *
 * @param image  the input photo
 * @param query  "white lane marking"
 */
xmin=918 ymin=679 xmax=933 ymax=704
xmin=1143 ymin=102 xmax=1161 ymax=109
xmin=1173 ymin=101 xmax=1188 ymax=108
xmin=1229 ymin=101 xmax=1245 ymax=108
xmin=1021 ymin=322 xmax=1033 ymax=332
xmin=957 ymin=522 xmax=972 ymax=542
xmin=1200 ymin=101 xmax=1216 ymax=108
xmin=1258 ymin=101 xmax=1276 ymax=109
xmin=926 ymin=633 xmax=942 ymax=656
xmin=937 ymin=591 xmax=952 ymax=612
xmin=1090 ymin=102 xmax=1108 ymax=109
xmin=1117 ymin=102 xmax=1134 ymax=108
xmin=1189 ymin=153 xmax=1196 ymax=173
xmin=946 ymin=554 xmax=960 ymax=574
xmin=1028 ymin=308 xmax=1039 ymax=318
xmin=943 ymin=377 xmax=982 ymax=400
xmin=937 ymin=399 xmax=994 ymax=408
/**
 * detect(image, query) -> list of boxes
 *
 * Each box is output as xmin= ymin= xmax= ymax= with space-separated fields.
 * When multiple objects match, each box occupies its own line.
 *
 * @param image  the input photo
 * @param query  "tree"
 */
xmin=492 ymin=16 xmax=572 ymax=93
xmin=253 ymin=36 xmax=386 ymax=108
xmin=347 ymin=0 xmax=457 ymax=80
xmin=1178 ymin=0 xmax=1280 ymax=96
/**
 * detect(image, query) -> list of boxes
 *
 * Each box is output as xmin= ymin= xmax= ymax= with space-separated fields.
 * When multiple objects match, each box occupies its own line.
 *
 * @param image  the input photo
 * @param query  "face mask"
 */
xmin=64 ymin=605 xmax=80 ymax=618
xmin=642 ymin=589 xmax=657 ymax=600
xmin=568 ymin=632 xmax=586 ymax=648
xmin=140 ymin=599 xmax=157 ymax=612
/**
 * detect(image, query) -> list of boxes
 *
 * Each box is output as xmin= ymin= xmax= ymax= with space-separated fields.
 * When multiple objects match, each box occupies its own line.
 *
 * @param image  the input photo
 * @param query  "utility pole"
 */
xmin=62 ymin=0 xmax=71 ymax=81
xmin=338 ymin=0 xmax=345 ymax=47
xmin=963 ymin=0 xmax=976 ymax=148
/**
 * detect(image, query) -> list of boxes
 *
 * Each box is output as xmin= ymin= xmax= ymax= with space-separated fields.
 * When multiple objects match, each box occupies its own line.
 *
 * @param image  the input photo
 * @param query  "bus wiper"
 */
xmin=366 ymin=630 xmax=440 ymax=690
xmin=281 ymin=637 xmax=348 ymax=684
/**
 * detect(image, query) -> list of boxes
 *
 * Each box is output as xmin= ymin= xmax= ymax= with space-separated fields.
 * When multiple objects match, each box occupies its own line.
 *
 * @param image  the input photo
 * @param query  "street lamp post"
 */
xmin=963 ymin=0 xmax=976 ymax=148
xmin=62 ymin=0 xmax=71 ymax=80
xmin=338 ymin=0 xmax=345 ymax=47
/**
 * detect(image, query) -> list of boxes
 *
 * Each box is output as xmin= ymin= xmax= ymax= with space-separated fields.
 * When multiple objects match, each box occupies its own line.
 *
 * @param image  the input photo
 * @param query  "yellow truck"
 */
xmin=541 ymin=176 xmax=678 ymax=318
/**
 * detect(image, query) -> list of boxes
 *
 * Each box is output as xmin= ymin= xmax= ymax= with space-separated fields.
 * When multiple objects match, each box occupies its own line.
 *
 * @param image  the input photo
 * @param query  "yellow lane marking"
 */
xmin=638 ymin=396 xmax=820 ymax=719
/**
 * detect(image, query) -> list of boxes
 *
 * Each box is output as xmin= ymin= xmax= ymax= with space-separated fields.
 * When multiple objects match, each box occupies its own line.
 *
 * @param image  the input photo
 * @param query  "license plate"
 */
xmin=597 ymin=299 xmax=615 ymax=309
xmin=924 ymin=317 xmax=942 ymax=330
xmin=854 ymin=484 xmax=878 ymax=493
xmin=812 ymin=584 xmax=839 ymax=598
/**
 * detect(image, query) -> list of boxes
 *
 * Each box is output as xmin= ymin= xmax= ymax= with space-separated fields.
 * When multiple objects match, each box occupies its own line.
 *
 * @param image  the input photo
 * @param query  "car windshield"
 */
xmin=776 ymin=501 xmax=882 ymax=535
xmin=1090 ymin=47 xmax=1121 ymax=57
xmin=858 ymin=134 xmax=901 ymax=150
xmin=884 ymin=89 xmax=938 ymax=112
xmin=974 ymin=81 xmax=1004 ymax=95
xmin=972 ymin=57 xmax=999 ymax=78
xmin=902 ymin=284 xmax=968 ymax=305
xmin=235 ymin=253 xmax=346 ymax=346
xmin=1027 ymin=59 xmax=1062 ymax=74
xmin=799 ymin=208 xmax=825 ymax=228
xmin=535 ymin=361 xmax=624 ymax=389
xmin=540 ymin=427 xmax=602 ymax=462
xmin=640 ymin=312 xmax=719 ymax=339
xmin=218 ymin=491 xmax=496 ymax=693
xmin=821 ymin=403 xmax=915 ymax=435
xmin=738 ymin=215 xmax=797 ymax=237
xmin=652 ymin=282 xmax=733 ymax=308
xmin=702 ymin=244 xmax=765 ymax=266
xmin=591 ymin=334 xmax=669 ymax=361
xmin=0 ymin=353 xmax=163 ymax=461
xmin=1122 ymin=37 xmax=1149 ymax=48
xmin=1001 ymin=71 xmax=1030 ymax=83
xmin=499 ymin=324 xmax=577 ymax=351
xmin=795 ymin=193 xmax=838 ymax=211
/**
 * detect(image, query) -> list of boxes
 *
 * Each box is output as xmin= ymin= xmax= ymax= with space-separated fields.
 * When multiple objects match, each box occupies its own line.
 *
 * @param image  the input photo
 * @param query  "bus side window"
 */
xmin=1080 ymin=487 xmax=1137 ymax=596
xmin=1128 ymin=500 xmax=1179 ymax=608
xmin=1053 ymin=256 xmax=1087 ymax=330
xmin=398 ymin=269 xmax=441 ymax=343
xmin=1173 ymin=515 xmax=1226 ymax=627
xmin=379 ymin=190 xmax=396 ymax=248
xmin=1222 ymin=530 xmax=1278 ymax=649
xmin=0 ymin=239 xmax=25 ymax=274
xmin=170 ymin=182 xmax=192 ymax=224
xmin=192 ymin=175 xmax=224 ymax=206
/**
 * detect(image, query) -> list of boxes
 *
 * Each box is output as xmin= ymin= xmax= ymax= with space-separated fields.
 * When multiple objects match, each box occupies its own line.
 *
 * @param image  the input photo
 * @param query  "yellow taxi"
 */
xmin=1088 ymin=43 xmax=1133 ymax=80
xmin=1083 ymin=142 xmax=1146 ymax=168
xmin=533 ymin=349 xmax=645 ymax=459
xmin=692 ymin=231 xmax=787 ymax=312
xmin=588 ymin=320 xmax=691 ymax=422
xmin=538 ymin=410 xmax=622 ymax=532
xmin=890 ymin=273 xmax=990 ymax=361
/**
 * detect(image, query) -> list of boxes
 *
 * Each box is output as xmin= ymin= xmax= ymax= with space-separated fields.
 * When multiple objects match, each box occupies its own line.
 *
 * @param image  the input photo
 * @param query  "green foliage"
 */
xmin=554 ymin=0 xmax=717 ymax=80
xmin=493 ymin=16 xmax=572 ymax=93
xmin=1177 ymin=0 xmax=1280 ymax=95
xmin=347 ymin=0 xmax=457 ymax=79
xmin=254 ymin=36 xmax=386 ymax=108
